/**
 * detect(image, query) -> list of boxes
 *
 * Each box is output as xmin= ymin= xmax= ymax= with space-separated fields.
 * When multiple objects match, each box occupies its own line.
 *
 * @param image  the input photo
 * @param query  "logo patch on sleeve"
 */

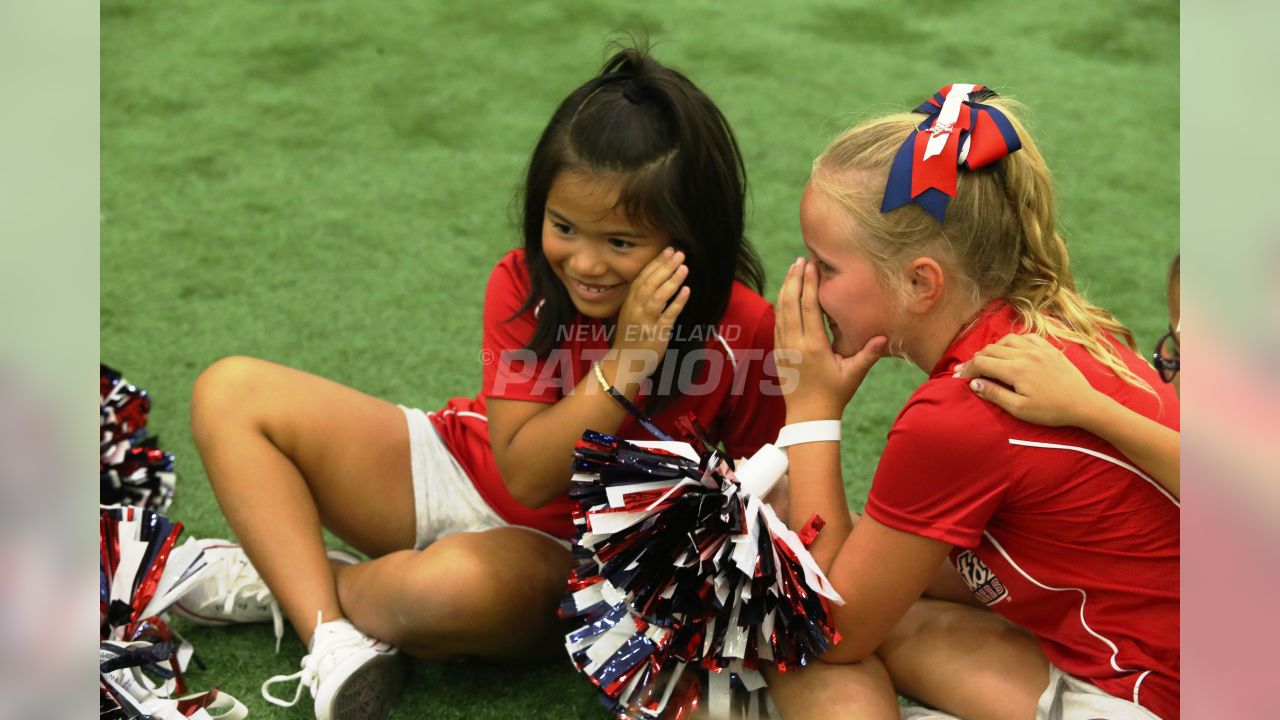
xmin=955 ymin=550 xmax=1009 ymax=605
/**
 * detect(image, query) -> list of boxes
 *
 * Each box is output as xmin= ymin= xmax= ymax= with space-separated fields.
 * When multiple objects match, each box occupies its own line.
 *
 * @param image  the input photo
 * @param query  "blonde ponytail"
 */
xmin=814 ymin=94 xmax=1151 ymax=391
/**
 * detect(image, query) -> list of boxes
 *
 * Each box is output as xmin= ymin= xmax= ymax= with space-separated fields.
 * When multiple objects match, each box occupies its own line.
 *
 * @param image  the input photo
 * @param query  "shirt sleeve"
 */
xmin=716 ymin=305 xmax=787 ymax=459
xmin=480 ymin=256 xmax=559 ymax=404
xmin=864 ymin=390 xmax=1010 ymax=548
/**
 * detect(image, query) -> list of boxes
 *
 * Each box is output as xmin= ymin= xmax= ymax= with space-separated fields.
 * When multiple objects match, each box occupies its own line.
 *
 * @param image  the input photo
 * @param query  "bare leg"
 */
xmin=922 ymin=560 xmax=987 ymax=608
xmin=191 ymin=357 xmax=417 ymax=645
xmin=877 ymin=598 xmax=1049 ymax=720
xmin=764 ymin=655 xmax=900 ymax=720
xmin=332 ymin=528 xmax=572 ymax=661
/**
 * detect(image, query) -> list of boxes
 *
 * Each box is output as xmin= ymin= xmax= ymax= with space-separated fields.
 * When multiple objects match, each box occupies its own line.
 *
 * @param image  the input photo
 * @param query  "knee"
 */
xmin=882 ymin=598 xmax=950 ymax=646
xmin=880 ymin=598 xmax=1006 ymax=656
xmin=766 ymin=655 xmax=896 ymax=719
xmin=190 ymin=356 xmax=267 ymax=433
xmin=396 ymin=537 xmax=513 ymax=634
xmin=190 ymin=357 xmax=284 ymax=478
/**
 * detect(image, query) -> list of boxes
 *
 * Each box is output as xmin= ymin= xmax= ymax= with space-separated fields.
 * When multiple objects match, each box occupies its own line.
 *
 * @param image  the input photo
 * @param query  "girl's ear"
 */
xmin=903 ymin=257 xmax=945 ymax=315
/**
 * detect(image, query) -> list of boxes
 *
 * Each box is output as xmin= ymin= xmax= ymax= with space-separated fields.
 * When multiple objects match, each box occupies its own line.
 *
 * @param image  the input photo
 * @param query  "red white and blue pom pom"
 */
xmin=101 ymin=365 xmax=176 ymax=512
xmin=560 ymin=429 xmax=843 ymax=719
xmin=99 ymin=506 xmax=244 ymax=719
xmin=100 ymin=506 xmax=213 ymax=640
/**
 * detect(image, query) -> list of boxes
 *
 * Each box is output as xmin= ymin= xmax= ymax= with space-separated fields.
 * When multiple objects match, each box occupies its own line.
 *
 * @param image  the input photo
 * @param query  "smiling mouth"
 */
xmin=570 ymin=279 xmax=621 ymax=299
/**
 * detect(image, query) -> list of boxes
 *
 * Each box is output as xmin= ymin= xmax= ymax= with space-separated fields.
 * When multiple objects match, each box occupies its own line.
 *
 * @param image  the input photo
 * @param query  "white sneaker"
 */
xmin=261 ymin=616 xmax=403 ymax=720
xmin=172 ymin=539 xmax=362 ymax=651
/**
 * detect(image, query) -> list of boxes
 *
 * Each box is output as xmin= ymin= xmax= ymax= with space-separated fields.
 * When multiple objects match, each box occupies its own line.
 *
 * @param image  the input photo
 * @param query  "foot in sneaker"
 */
xmin=261 ymin=615 xmax=403 ymax=720
xmin=172 ymin=539 xmax=362 ymax=652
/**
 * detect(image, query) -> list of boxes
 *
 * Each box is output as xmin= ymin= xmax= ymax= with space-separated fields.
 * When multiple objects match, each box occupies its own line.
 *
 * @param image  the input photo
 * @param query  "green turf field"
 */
xmin=102 ymin=1 xmax=1177 ymax=717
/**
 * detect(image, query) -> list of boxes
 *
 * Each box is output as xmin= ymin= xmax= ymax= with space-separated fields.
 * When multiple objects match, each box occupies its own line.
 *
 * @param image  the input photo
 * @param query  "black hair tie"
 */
xmin=620 ymin=80 xmax=646 ymax=104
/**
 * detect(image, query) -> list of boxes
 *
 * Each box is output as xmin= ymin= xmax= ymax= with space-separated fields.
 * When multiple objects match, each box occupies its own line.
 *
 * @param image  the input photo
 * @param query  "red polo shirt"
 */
xmin=431 ymin=249 xmax=786 ymax=538
xmin=865 ymin=301 xmax=1180 ymax=719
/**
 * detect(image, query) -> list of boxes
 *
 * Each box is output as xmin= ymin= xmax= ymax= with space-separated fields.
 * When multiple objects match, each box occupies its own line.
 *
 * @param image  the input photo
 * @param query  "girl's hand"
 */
xmin=613 ymin=247 xmax=691 ymax=361
xmin=774 ymin=258 xmax=886 ymax=421
xmin=954 ymin=333 xmax=1102 ymax=427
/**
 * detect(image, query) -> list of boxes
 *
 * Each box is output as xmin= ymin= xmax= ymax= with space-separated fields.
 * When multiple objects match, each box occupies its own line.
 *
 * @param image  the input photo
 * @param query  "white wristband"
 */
xmin=775 ymin=420 xmax=842 ymax=448
xmin=735 ymin=444 xmax=789 ymax=498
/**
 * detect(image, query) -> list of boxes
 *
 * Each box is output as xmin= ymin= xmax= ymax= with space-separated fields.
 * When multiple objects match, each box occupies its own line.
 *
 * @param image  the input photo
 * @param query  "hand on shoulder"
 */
xmin=954 ymin=333 xmax=1104 ymax=428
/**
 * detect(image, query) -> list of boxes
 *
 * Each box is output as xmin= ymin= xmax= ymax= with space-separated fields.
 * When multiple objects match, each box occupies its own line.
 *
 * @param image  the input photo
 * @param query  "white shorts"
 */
xmin=400 ymin=406 xmax=570 ymax=551
xmin=899 ymin=664 xmax=1163 ymax=720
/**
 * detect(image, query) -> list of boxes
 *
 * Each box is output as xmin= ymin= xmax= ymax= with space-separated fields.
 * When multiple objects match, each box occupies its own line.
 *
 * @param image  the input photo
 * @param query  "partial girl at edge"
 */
xmin=178 ymin=44 xmax=785 ymax=720
xmin=767 ymin=85 xmax=1179 ymax=719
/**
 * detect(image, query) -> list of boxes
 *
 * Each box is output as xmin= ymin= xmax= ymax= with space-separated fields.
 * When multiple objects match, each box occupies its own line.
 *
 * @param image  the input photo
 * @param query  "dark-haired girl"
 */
xmin=181 ymin=46 xmax=785 ymax=720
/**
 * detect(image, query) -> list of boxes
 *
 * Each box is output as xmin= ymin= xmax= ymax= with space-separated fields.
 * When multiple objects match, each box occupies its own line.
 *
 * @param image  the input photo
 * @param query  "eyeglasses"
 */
xmin=1152 ymin=327 xmax=1179 ymax=383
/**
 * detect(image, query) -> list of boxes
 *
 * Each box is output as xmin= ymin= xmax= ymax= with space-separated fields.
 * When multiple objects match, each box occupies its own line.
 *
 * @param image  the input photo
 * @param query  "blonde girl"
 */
xmin=768 ymin=85 xmax=1179 ymax=720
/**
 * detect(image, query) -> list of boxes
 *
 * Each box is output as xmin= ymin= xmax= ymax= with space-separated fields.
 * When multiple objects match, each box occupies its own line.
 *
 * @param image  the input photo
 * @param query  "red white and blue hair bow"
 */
xmin=881 ymin=83 xmax=1022 ymax=222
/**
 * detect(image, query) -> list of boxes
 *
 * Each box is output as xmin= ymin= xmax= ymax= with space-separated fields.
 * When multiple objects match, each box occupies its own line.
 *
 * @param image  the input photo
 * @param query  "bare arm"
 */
xmin=781 ymin=415 xmax=949 ymax=663
xmin=956 ymin=333 xmax=1180 ymax=498
xmin=782 ymin=425 xmax=854 ymax=569
xmin=1071 ymin=390 xmax=1180 ymax=497
xmin=774 ymin=259 xmax=945 ymax=662
xmin=488 ymin=351 xmax=654 ymax=508
xmin=489 ymin=249 xmax=690 ymax=508
xmin=823 ymin=516 xmax=951 ymax=663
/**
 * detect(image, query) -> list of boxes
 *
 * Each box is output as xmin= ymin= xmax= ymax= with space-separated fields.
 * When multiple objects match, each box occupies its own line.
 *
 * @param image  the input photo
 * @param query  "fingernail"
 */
xmin=970 ymin=380 xmax=983 ymax=392
xmin=794 ymin=257 xmax=804 ymax=267
xmin=662 ymin=247 xmax=673 ymax=257
xmin=953 ymin=363 xmax=964 ymax=376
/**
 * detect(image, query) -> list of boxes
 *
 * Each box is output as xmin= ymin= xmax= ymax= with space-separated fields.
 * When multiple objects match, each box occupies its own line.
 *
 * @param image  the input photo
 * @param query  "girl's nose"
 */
xmin=569 ymin=245 xmax=607 ymax=278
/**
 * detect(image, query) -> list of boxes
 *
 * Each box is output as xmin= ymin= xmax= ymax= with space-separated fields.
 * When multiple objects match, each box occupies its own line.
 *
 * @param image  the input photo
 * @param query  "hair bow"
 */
xmin=881 ymin=83 xmax=1022 ymax=222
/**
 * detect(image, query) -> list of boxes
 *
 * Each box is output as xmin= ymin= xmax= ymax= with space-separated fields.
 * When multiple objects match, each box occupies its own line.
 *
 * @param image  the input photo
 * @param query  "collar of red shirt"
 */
xmin=928 ymin=299 xmax=1019 ymax=379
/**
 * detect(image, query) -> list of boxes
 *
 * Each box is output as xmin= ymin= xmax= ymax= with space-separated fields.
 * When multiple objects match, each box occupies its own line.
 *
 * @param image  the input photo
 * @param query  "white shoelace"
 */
xmin=261 ymin=652 xmax=322 ymax=708
xmin=208 ymin=552 xmax=285 ymax=652
xmin=260 ymin=613 xmax=370 ymax=708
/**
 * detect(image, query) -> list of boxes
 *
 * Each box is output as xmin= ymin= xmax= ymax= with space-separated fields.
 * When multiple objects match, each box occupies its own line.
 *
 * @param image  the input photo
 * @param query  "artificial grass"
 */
xmin=102 ymin=1 xmax=1177 ymax=717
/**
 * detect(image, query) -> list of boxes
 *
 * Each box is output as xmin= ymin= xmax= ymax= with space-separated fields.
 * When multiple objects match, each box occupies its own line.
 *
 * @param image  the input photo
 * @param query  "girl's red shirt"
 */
xmin=431 ymin=249 xmax=786 ymax=538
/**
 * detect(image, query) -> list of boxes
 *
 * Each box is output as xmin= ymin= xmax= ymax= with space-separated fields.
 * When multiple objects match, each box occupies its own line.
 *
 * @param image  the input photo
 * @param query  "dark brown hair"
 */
xmin=516 ymin=42 xmax=765 ymax=397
